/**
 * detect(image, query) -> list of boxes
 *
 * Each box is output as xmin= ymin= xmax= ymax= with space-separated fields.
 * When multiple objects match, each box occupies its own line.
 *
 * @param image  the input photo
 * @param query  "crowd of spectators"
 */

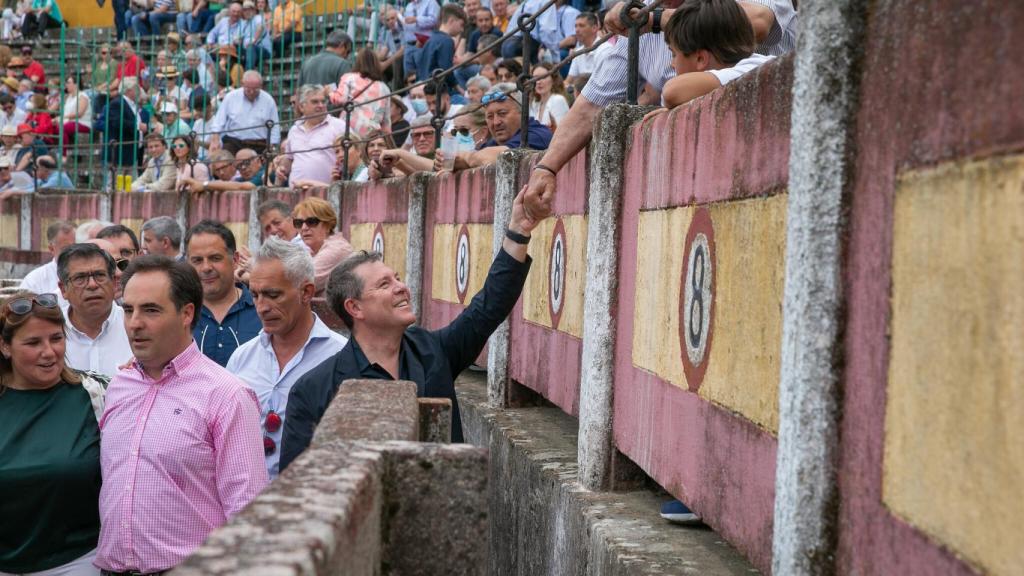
xmin=0 ymin=0 xmax=801 ymax=572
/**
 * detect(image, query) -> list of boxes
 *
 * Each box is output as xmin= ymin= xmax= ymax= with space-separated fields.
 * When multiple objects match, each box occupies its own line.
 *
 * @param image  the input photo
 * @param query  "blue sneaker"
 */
xmin=660 ymin=500 xmax=702 ymax=524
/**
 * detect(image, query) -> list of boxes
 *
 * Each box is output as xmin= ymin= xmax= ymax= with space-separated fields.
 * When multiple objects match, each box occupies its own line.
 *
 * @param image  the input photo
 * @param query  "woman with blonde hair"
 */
xmin=0 ymin=290 xmax=109 ymax=576
xmin=291 ymin=196 xmax=353 ymax=295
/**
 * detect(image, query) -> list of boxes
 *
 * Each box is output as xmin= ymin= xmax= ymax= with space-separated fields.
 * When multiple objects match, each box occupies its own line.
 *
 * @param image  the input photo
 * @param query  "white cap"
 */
xmin=160 ymin=102 xmax=179 ymax=114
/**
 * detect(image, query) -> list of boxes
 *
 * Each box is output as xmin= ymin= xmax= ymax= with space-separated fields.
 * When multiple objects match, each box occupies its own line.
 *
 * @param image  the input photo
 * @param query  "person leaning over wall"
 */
xmin=0 ymin=291 xmax=109 ymax=576
xmin=279 ymin=184 xmax=542 ymax=470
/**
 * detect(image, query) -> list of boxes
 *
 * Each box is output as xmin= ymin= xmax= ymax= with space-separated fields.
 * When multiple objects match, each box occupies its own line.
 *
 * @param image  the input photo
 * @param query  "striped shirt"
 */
xmin=96 ymin=343 xmax=268 ymax=573
xmin=581 ymin=0 xmax=798 ymax=107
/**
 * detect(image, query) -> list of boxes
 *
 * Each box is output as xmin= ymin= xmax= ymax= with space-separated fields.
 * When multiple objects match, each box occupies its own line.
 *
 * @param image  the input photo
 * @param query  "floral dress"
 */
xmin=329 ymin=72 xmax=391 ymax=138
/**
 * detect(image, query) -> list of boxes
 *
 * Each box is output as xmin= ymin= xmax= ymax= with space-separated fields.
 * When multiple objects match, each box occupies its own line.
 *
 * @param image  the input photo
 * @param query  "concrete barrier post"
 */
xmin=577 ymin=104 xmax=652 ymax=491
xmin=98 ymin=189 xmax=112 ymax=223
xmin=248 ymin=187 xmax=263 ymax=252
xmin=176 ymin=190 xmax=189 ymax=239
xmin=405 ymin=173 xmax=428 ymax=320
xmin=19 ymin=195 xmax=31 ymax=250
xmin=328 ymin=182 xmax=343 ymax=223
xmin=772 ymin=1 xmax=867 ymax=574
xmin=487 ymin=149 xmax=532 ymax=408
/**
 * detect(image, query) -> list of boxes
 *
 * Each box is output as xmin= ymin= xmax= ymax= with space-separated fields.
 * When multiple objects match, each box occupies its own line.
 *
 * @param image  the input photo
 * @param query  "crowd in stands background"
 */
xmin=0 ymin=0 xmax=799 ymax=573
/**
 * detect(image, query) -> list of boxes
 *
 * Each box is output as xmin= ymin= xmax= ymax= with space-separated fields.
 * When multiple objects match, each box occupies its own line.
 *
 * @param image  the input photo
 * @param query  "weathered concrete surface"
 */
xmin=459 ymin=371 xmax=756 ymax=576
xmin=311 ymin=298 xmax=345 ymax=332
xmin=0 ymin=248 xmax=48 ymax=280
xmin=417 ymin=397 xmax=453 ymax=443
xmin=772 ymin=3 xmax=866 ymax=575
xmin=176 ymin=382 xmax=488 ymax=576
xmin=380 ymin=443 xmax=489 ymax=576
xmin=577 ymin=103 xmax=655 ymax=491
xmin=313 ymin=380 xmax=419 ymax=444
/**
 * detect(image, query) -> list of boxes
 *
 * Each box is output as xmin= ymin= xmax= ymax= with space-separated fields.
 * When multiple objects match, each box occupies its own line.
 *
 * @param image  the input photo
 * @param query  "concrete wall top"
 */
xmin=611 ymin=55 xmax=793 ymax=573
xmin=839 ymin=1 xmax=1024 ymax=575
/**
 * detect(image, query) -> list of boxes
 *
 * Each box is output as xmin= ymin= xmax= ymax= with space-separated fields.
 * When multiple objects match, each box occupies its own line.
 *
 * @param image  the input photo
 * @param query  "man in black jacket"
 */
xmin=101 ymin=78 xmax=141 ymax=171
xmin=280 ymin=187 xmax=539 ymax=471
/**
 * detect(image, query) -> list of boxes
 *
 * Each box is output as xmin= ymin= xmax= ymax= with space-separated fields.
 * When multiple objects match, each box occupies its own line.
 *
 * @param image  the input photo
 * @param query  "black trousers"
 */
xmin=21 ymin=12 xmax=61 ymax=39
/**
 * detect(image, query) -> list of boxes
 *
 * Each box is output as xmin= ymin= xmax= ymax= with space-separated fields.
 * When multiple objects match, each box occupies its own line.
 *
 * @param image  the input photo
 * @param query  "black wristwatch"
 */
xmin=651 ymin=8 xmax=664 ymax=34
xmin=505 ymin=228 xmax=531 ymax=245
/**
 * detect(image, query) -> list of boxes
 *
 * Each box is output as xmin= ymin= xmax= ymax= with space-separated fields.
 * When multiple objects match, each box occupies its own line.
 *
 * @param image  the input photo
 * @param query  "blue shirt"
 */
xmin=40 ymin=171 xmax=73 ymax=189
xmin=225 ymin=314 xmax=347 ymax=478
xmin=417 ymin=30 xmax=458 ymax=93
xmin=402 ymin=0 xmax=440 ymax=44
xmin=192 ymin=283 xmax=262 ymax=366
xmin=481 ymin=117 xmax=553 ymax=150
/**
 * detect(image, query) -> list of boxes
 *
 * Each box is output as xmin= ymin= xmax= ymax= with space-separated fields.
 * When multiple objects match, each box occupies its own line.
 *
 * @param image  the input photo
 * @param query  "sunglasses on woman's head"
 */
xmin=4 ymin=293 xmax=59 ymax=316
xmin=293 ymin=217 xmax=322 ymax=229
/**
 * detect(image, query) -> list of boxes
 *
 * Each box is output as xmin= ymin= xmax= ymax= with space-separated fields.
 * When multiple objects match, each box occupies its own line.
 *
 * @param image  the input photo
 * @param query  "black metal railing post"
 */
xmin=622 ymin=0 xmax=646 ymax=105
xmin=342 ymin=100 xmax=355 ymax=181
xmin=518 ymin=11 xmax=537 ymax=149
xmin=432 ymin=69 xmax=446 ymax=150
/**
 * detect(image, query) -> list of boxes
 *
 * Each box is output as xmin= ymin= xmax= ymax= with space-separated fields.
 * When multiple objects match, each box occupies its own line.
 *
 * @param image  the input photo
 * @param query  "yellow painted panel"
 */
xmin=0 ymin=214 xmax=17 ymax=248
xmin=119 ymin=218 xmax=144 ymax=239
xmin=224 ymin=222 xmax=249 ymax=253
xmin=349 ymin=222 xmax=407 ymax=281
xmin=630 ymin=194 xmax=787 ymax=434
xmin=884 ymin=155 xmax=1024 ymax=576
xmin=521 ymin=215 xmax=587 ymax=338
xmin=430 ymin=223 xmax=492 ymax=304
xmin=62 ymin=1 xmax=115 ymax=28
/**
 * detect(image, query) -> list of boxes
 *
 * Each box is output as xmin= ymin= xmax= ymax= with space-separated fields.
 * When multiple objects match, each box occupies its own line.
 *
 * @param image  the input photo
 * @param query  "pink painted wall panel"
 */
xmin=188 ymin=191 xmax=252 ymax=228
xmin=506 ymin=151 xmax=588 ymax=416
xmin=836 ymin=1 xmax=1024 ymax=574
xmin=111 ymin=192 xmax=180 ymax=226
xmin=338 ymin=179 xmax=409 ymax=238
xmin=31 ymin=193 xmax=104 ymax=250
xmin=610 ymin=57 xmax=793 ymax=573
xmin=421 ymin=166 xmax=496 ymax=366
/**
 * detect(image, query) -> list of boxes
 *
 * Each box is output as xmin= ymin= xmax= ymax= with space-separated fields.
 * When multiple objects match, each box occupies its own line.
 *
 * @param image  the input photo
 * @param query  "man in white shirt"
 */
xmin=226 ymin=237 xmax=347 ymax=478
xmin=19 ymin=220 xmax=76 ymax=308
xmin=57 ymin=243 xmax=133 ymax=377
xmin=565 ymin=11 xmax=602 ymax=87
xmin=208 ymin=70 xmax=281 ymax=155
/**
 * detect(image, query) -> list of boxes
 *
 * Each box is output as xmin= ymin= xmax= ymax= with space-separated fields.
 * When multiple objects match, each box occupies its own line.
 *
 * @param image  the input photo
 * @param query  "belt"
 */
xmin=101 ymin=570 xmax=166 ymax=576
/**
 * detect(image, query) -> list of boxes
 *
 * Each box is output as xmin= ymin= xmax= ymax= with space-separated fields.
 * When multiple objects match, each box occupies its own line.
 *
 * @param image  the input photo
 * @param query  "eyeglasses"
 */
xmin=411 ymin=130 xmax=434 ymax=140
xmin=68 ymin=270 xmax=111 ymax=288
xmin=263 ymin=410 xmax=282 ymax=455
xmin=449 ymin=127 xmax=471 ymax=137
xmin=481 ymin=90 xmax=518 ymax=106
xmin=293 ymin=216 xmax=322 ymax=229
xmin=114 ymin=258 xmax=130 ymax=272
xmin=4 ymin=293 xmax=59 ymax=316
xmin=236 ymin=159 xmax=254 ymax=169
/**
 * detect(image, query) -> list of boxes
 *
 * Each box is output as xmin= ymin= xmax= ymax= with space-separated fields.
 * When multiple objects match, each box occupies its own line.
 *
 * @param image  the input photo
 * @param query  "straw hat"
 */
xmin=0 ymin=126 xmax=16 ymax=137
xmin=7 ymin=56 xmax=25 ymax=68
xmin=217 ymin=45 xmax=238 ymax=59
xmin=155 ymin=65 xmax=180 ymax=79
xmin=1 ymin=77 xmax=19 ymax=91
xmin=166 ymin=32 xmax=182 ymax=44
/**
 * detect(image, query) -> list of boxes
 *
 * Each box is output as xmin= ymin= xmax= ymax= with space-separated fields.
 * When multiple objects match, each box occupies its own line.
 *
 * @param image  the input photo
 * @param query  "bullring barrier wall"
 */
xmin=2 ymin=7 xmax=1018 ymax=568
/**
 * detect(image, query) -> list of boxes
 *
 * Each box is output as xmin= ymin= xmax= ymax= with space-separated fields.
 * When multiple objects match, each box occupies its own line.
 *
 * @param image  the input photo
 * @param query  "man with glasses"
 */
xmin=278 ymin=84 xmax=347 ymax=188
xmin=0 ymin=156 xmax=34 ymax=200
xmin=227 ymin=237 xmax=347 ymax=479
xmin=234 ymin=147 xmax=265 ymax=185
xmin=0 ymin=94 xmax=27 ymax=133
xmin=372 ymin=114 xmax=439 ymax=176
xmin=19 ymin=220 xmax=75 ymax=307
xmin=449 ymin=84 xmax=553 ymax=170
xmin=208 ymin=70 xmax=281 ymax=156
xmin=57 ymin=243 xmax=132 ymax=378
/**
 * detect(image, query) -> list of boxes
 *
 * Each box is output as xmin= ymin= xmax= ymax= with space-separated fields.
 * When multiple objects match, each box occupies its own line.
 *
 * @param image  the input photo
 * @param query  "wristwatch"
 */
xmin=651 ymin=8 xmax=664 ymax=34
xmin=202 ymin=180 xmax=210 ymax=192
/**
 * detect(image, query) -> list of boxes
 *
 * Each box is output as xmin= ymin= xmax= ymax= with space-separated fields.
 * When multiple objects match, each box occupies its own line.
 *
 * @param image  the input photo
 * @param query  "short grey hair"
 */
xmin=325 ymin=30 xmax=352 ymax=49
xmin=242 ymin=69 xmax=263 ymax=84
xmin=75 ymin=219 xmax=113 ymax=242
xmin=296 ymin=84 xmax=324 ymax=105
xmin=488 ymin=82 xmax=522 ymax=105
xmin=257 ymin=198 xmax=292 ymax=220
xmin=410 ymin=114 xmax=434 ymax=129
xmin=46 ymin=220 xmax=74 ymax=244
xmin=466 ymin=75 xmax=491 ymax=93
xmin=255 ymin=236 xmax=315 ymax=285
xmin=327 ymin=251 xmax=383 ymax=330
xmin=141 ymin=216 xmax=183 ymax=251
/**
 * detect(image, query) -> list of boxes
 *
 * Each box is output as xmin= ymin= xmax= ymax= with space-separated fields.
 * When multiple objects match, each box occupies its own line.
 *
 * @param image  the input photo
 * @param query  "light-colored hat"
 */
xmin=166 ymin=32 xmax=181 ymax=43
xmin=160 ymin=101 xmax=179 ymax=114
xmin=242 ymin=0 xmax=256 ymax=8
xmin=155 ymin=65 xmax=180 ymax=79
xmin=0 ymin=156 xmax=11 ymax=168
xmin=1 ymin=126 xmax=17 ymax=136
xmin=7 ymin=56 xmax=25 ymax=68
xmin=1 ymin=77 xmax=18 ymax=91
xmin=217 ymin=45 xmax=238 ymax=59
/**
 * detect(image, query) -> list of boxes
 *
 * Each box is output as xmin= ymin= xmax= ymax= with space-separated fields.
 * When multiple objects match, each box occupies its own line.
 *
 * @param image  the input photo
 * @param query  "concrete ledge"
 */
xmin=458 ymin=372 xmax=756 ymax=575
xmin=313 ymin=380 xmax=419 ymax=444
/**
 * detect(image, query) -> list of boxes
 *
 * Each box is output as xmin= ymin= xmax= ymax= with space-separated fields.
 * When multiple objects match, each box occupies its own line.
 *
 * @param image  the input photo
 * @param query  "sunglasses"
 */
xmin=481 ymin=90 xmax=518 ymax=105
xmin=172 ymin=142 xmax=189 ymax=149
xmin=4 ymin=293 xmax=59 ymax=316
xmin=411 ymin=131 xmax=434 ymax=140
xmin=449 ymin=127 xmax=471 ymax=137
xmin=293 ymin=216 xmax=322 ymax=229
xmin=263 ymin=410 xmax=282 ymax=455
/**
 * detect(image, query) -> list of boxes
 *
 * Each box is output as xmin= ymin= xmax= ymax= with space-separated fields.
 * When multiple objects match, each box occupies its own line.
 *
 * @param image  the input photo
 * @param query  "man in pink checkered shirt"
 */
xmin=95 ymin=255 xmax=268 ymax=575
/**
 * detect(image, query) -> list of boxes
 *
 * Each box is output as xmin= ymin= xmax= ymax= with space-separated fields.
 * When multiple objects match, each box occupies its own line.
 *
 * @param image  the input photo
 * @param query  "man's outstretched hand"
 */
xmin=524 ymin=168 xmax=555 ymax=223
xmin=505 ymin=185 xmax=545 ymax=263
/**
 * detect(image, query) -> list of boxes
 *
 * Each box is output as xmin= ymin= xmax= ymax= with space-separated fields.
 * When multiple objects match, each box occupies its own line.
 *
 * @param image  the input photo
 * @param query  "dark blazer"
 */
xmin=100 ymin=95 xmax=139 ymax=167
xmin=280 ymin=249 xmax=531 ymax=471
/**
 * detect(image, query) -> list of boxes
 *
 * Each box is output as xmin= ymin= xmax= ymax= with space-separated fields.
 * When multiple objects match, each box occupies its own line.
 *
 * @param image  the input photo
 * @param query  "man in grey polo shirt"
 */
xmin=298 ymin=30 xmax=353 ymax=88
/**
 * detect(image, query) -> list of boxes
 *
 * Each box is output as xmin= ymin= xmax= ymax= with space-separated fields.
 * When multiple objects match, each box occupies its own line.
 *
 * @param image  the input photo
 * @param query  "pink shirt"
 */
xmin=96 ymin=342 xmax=269 ymax=573
xmin=284 ymin=115 xmax=347 ymax=187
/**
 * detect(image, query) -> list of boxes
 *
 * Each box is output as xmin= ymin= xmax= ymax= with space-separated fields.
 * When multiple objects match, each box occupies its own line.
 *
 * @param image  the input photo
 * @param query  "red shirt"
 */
xmin=115 ymin=54 xmax=147 ymax=80
xmin=24 ymin=60 xmax=45 ymax=83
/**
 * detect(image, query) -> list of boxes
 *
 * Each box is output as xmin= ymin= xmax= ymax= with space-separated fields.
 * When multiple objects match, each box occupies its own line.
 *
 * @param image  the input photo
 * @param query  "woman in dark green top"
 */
xmin=0 ymin=292 xmax=107 ymax=576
